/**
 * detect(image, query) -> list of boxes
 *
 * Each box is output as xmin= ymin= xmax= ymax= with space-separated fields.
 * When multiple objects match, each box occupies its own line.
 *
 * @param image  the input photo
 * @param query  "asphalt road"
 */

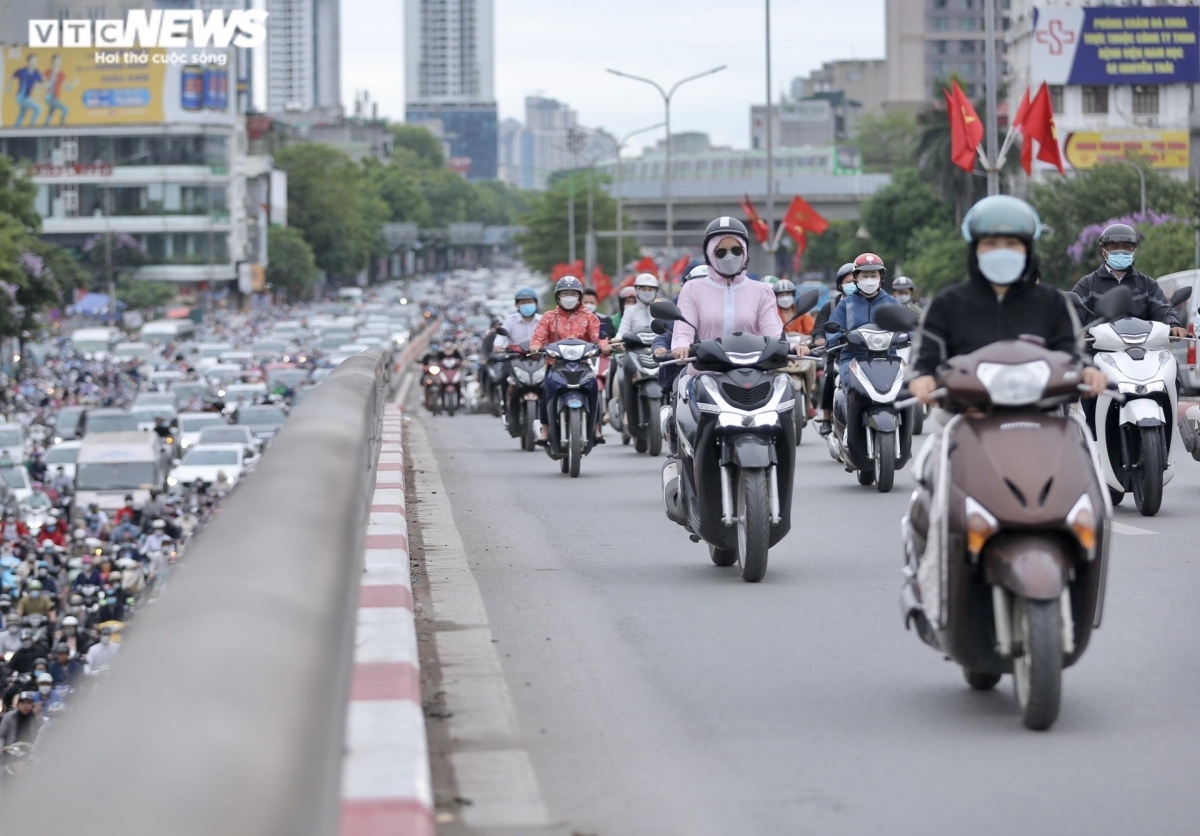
xmin=421 ymin=409 xmax=1200 ymax=835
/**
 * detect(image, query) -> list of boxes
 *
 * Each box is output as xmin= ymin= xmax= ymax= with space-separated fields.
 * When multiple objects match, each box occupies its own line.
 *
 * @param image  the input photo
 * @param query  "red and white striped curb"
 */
xmin=339 ymin=399 xmax=434 ymax=836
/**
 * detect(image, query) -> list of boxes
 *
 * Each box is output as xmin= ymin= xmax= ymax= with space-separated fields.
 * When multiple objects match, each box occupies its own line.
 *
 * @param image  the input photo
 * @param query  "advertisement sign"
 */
xmin=1031 ymin=6 xmax=1200 ymax=86
xmin=1 ymin=46 xmax=233 ymax=128
xmin=1063 ymin=130 xmax=1189 ymax=170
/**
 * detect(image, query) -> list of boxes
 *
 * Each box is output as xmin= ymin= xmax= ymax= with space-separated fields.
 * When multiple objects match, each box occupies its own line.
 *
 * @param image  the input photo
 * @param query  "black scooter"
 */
xmin=654 ymin=290 xmax=818 ymax=583
xmin=616 ymin=330 xmax=664 ymax=456
xmin=497 ymin=332 xmax=545 ymax=452
xmin=542 ymin=339 xmax=601 ymax=478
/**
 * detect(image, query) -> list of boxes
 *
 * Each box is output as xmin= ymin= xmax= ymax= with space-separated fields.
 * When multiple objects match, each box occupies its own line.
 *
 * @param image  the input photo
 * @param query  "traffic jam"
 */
xmin=0 ymin=287 xmax=415 ymax=777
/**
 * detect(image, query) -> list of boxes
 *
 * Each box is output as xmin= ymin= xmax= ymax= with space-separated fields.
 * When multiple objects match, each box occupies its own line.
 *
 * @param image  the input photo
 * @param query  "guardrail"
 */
xmin=5 ymin=329 xmax=435 ymax=835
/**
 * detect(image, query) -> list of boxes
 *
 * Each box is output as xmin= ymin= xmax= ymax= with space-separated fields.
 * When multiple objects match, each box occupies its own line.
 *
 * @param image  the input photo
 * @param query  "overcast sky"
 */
xmin=340 ymin=0 xmax=886 ymax=153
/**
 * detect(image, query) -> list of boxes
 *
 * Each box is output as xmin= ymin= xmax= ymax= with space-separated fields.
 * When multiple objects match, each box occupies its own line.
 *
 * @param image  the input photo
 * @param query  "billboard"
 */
xmin=1 ymin=46 xmax=233 ymax=128
xmin=1063 ymin=130 xmax=1189 ymax=170
xmin=1031 ymin=6 xmax=1200 ymax=86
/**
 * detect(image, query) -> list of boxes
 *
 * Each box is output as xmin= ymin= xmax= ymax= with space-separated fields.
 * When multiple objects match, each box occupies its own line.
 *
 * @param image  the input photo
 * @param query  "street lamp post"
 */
xmin=606 ymin=65 xmax=727 ymax=253
xmin=1110 ymin=159 xmax=1147 ymax=215
xmin=983 ymin=0 xmax=1000 ymax=196
xmin=764 ymin=0 xmax=775 ymax=260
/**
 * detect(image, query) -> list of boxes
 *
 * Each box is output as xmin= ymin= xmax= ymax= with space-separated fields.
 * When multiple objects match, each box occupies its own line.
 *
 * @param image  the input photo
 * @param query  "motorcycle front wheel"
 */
xmin=427 ymin=389 xmax=442 ymax=415
xmin=568 ymin=409 xmax=582 ymax=478
xmin=1012 ymin=596 xmax=1063 ymax=731
xmin=912 ymin=404 xmax=925 ymax=436
xmin=1131 ymin=424 xmax=1165 ymax=516
xmin=645 ymin=396 xmax=662 ymax=457
xmin=736 ymin=468 xmax=771 ymax=583
xmin=793 ymin=390 xmax=806 ymax=446
xmin=490 ymin=386 xmax=502 ymax=417
xmin=522 ymin=400 xmax=537 ymax=451
xmin=874 ymin=430 xmax=896 ymax=493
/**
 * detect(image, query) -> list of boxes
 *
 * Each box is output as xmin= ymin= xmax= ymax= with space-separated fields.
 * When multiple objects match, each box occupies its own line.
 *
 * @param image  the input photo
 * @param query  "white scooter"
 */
xmin=1088 ymin=286 xmax=1190 ymax=516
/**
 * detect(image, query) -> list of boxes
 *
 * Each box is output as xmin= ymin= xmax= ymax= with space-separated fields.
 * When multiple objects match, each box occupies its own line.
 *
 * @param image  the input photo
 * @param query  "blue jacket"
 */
xmin=829 ymin=291 xmax=899 ymax=368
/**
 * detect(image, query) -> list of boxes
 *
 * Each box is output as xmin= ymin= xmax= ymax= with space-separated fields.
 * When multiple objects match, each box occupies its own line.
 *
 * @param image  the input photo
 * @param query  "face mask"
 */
xmin=636 ymin=289 xmax=656 ymax=304
xmin=583 ymin=302 xmax=597 ymax=313
xmin=895 ymin=293 xmax=912 ymax=304
xmin=1106 ymin=251 xmax=1135 ymax=272
xmin=29 ymin=591 xmax=40 ymax=599
xmin=978 ymin=248 xmax=1027 ymax=286
xmin=843 ymin=283 xmax=858 ymax=296
xmin=559 ymin=295 xmax=580 ymax=311
xmin=518 ymin=303 xmax=536 ymax=317
xmin=777 ymin=294 xmax=795 ymax=308
xmin=857 ymin=277 xmax=881 ymax=296
xmin=100 ymin=636 xmax=111 ymax=645
xmin=714 ymin=254 xmax=744 ymax=278
xmin=38 ymin=685 xmax=50 ymax=695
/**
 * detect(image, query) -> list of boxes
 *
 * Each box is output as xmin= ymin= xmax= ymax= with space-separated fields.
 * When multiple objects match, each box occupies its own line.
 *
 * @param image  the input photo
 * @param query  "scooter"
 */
xmin=616 ymin=331 xmax=664 ymax=456
xmin=421 ymin=361 xmax=442 ymax=415
xmin=784 ymin=332 xmax=818 ymax=445
xmin=1084 ymin=285 xmax=1191 ymax=516
xmin=896 ymin=344 xmax=930 ymax=435
xmin=654 ymin=290 xmax=817 ymax=583
xmin=481 ymin=353 xmax=508 ymax=417
xmin=498 ymin=335 xmax=544 ymax=452
xmin=440 ymin=356 xmax=463 ymax=416
xmin=542 ymin=339 xmax=601 ymax=478
xmin=883 ymin=289 xmax=1129 ymax=731
xmin=823 ymin=320 xmax=913 ymax=492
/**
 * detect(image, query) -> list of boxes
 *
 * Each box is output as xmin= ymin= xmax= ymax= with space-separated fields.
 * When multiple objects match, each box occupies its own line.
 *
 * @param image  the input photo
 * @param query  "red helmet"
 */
xmin=853 ymin=253 xmax=886 ymax=274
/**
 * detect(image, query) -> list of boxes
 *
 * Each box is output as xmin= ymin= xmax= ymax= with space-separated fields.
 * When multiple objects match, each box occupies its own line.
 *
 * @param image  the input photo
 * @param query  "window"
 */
xmin=933 ymin=40 xmax=948 ymax=54
xmin=959 ymin=17 xmax=981 ymax=30
xmin=932 ymin=17 xmax=950 ymax=30
xmin=1049 ymin=84 xmax=1064 ymax=114
xmin=1133 ymin=85 xmax=1159 ymax=115
xmin=1082 ymin=85 xmax=1109 ymax=114
xmin=959 ymin=0 xmax=976 ymax=8
xmin=933 ymin=0 xmax=947 ymax=8
xmin=960 ymin=40 xmax=977 ymax=54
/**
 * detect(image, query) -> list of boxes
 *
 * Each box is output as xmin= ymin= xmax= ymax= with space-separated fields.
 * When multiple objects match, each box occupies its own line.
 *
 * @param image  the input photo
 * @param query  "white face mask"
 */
xmin=857 ymin=277 xmax=881 ymax=296
xmin=776 ymin=294 xmax=795 ymax=308
xmin=559 ymin=294 xmax=580 ymax=311
xmin=978 ymin=248 xmax=1026 ymax=286
xmin=636 ymin=289 xmax=657 ymax=304
xmin=583 ymin=302 xmax=597 ymax=313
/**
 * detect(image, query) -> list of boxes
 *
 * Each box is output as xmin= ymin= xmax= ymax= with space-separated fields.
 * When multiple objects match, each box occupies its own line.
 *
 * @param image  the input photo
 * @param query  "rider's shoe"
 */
xmin=817 ymin=420 xmax=832 ymax=437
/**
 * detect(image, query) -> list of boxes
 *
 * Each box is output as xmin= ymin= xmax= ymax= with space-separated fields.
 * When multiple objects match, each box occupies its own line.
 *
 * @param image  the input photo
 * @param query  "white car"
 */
xmin=177 ymin=412 xmax=228 ymax=451
xmin=0 ymin=464 xmax=33 ymax=502
xmin=130 ymin=404 xmax=178 ymax=433
xmin=168 ymin=444 xmax=253 ymax=489
xmin=44 ymin=440 xmax=82 ymax=481
xmin=0 ymin=423 xmax=24 ymax=464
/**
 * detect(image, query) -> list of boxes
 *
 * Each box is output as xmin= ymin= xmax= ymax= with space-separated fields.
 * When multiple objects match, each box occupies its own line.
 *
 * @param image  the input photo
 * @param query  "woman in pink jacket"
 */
xmin=670 ymin=217 xmax=793 ymax=359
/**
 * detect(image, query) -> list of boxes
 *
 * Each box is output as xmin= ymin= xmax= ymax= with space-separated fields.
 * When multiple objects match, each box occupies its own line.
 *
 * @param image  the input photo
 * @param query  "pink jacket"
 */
xmin=670 ymin=275 xmax=782 ymax=351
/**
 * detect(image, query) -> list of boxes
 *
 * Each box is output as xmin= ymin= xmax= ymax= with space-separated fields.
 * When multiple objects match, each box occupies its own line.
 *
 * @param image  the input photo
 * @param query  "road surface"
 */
xmin=415 ymin=408 xmax=1200 ymax=835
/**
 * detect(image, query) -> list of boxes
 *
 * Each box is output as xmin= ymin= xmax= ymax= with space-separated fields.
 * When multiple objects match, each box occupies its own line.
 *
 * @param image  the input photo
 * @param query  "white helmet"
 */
xmin=633 ymin=272 xmax=659 ymax=290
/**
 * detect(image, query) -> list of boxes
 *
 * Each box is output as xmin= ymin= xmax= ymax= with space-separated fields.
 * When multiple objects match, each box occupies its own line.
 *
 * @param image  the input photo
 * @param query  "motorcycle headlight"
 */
xmin=428 ymin=365 xmax=441 ymax=375
xmin=532 ymin=367 xmax=546 ymax=384
xmin=181 ymin=439 xmax=191 ymax=449
xmin=862 ymin=330 xmax=894 ymax=352
xmin=1118 ymin=380 xmax=1167 ymax=395
xmin=964 ymin=496 xmax=999 ymax=556
xmin=167 ymin=477 xmax=178 ymax=486
xmin=975 ymin=360 xmax=1051 ymax=406
xmin=512 ymin=368 xmax=530 ymax=384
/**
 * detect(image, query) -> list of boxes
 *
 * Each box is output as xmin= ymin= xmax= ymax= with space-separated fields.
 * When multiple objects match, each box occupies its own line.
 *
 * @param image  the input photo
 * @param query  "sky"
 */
xmin=340 ymin=0 xmax=887 ymax=153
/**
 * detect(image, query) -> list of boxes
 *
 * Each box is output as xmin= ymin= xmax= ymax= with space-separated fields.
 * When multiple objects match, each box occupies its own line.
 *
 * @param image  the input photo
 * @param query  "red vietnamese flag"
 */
xmin=550 ymin=260 xmax=584 ymax=281
xmin=1012 ymin=87 xmax=1034 ymax=174
xmin=1018 ymin=83 xmax=1065 ymax=175
xmin=592 ymin=265 xmax=612 ymax=300
xmin=781 ymin=194 xmax=829 ymax=237
xmin=945 ymin=80 xmax=983 ymax=172
xmin=739 ymin=195 xmax=771 ymax=244
xmin=634 ymin=255 xmax=658 ymax=276
xmin=669 ymin=254 xmax=690 ymax=279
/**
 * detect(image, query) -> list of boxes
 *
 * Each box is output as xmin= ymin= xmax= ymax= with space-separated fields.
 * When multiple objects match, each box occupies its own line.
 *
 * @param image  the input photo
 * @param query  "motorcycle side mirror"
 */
xmin=649 ymin=301 xmax=684 ymax=321
xmin=873 ymin=303 xmax=919 ymax=333
xmin=793 ymin=287 xmax=821 ymax=315
xmin=1063 ymin=291 xmax=1090 ymax=320
xmin=822 ymin=321 xmax=843 ymax=334
xmin=1171 ymin=286 xmax=1193 ymax=307
xmin=1093 ymin=285 xmax=1133 ymax=324
xmin=494 ymin=327 xmax=509 ymax=337
xmin=650 ymin=319 xmax=668 ymax=335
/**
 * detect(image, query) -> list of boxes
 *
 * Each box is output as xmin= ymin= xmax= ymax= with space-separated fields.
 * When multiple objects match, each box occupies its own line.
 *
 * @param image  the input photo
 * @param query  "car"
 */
xmin=222 ymin=382 xmax=268 ymax=406
xmin=231 ymin=404 xmax=287 ymax=444
xmin=170 ymin=381 xmax=212 ymax=409
xmin=252 ymin=341 xmax=290 ymax=361
xmin=168 ymin=444 xmax=254 ymax=489
xmin=196 ymin=424 xmax=261 ymax=455
xmin=206 ymin=364 xmax=245 ymax=391
xmin=111 ymin=341 xmax=159 ymax=364
xmin=130 ymin=404 xmax=178 ymax=433
xmin=44 ymin=440 xmax=82 ymax=481
xmin=134 ymin=391 xmax=179 ymax=410
xmin=219 ymin=350 xmax=255 ymax=367
xmin=0 ymin=423 xmax=25 ymax=464
xmin=52 ymin=406 xmax=86 ymax=444
xmin=0 ymin=464 xmax=33 ymax=502
xmin=81 ymin=408 xmax=140 ymax=437
xmin=178 ymin=412 xmax=228 ymax=451
xmin=149 ymin=370 xmax=186 ymax=390
xmin=1156 ymin=269 xmax=1200 ymax=392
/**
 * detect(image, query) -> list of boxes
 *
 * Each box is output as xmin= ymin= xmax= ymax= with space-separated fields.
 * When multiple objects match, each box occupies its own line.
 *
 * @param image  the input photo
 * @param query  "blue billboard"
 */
xmin=1032 ymin=5 xmax=1200 ymax=86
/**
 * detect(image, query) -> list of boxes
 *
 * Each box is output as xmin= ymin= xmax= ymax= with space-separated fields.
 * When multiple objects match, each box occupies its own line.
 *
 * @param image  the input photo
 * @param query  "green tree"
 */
xmin=390 ymin=124 xmax=445 ymax=167
xmin=516 ymin=173 xmax=624 ymax=276
xmin=904 ymin=223 xmax=968 ymax=294
xmin=274 ymin=143 xmax=389 ymax=281
xmin=1029 ymin=162 xmax=1191 ymax=286
xmin=370 ymin=155 xmax=433 ymax=227
xmin=859 ymin=167 xmax=954 ymax=271
xmin=851 ymin=110 xmax=918 ymax=172
xmin=1131 ymin=220 xmax=1195 ymax=279
xmin=803 ymin=219 xmax=865 ymax=278
xmin=267 ymin=226 xmax=320 ymax=299
xmin=116 ymin=278 xmax=176 ymax=312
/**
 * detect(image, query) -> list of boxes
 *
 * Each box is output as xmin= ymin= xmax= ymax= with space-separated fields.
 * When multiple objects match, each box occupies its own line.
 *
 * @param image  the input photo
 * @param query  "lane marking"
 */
xmin=1112 ymin=521 xmax=1156 ymax=536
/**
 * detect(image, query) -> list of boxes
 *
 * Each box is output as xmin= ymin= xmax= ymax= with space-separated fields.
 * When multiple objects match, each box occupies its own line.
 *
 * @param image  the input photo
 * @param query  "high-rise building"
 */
xmin=792 ymin=59 xmax=888 ymax=116
xmin=266 ymin=0 xmax=341 ymax=117
xmin=884 ymin=0 xmax=1010 ymax=111
xmin=404 ymin=0 xmax=497 ymax=180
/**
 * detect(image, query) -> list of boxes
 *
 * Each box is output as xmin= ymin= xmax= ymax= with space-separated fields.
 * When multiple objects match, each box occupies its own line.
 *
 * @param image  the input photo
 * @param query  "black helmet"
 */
xmin=835 ymin=263 xmax=856 ymax=284
xmin=554 ymin=276 xmax=584 ymax=297
xmin=704 ymin=216 xmax=749 ymax=246
xmin=892 ymin=276 xmax=915 ymax=291
xmin=960 ymin=195 xmax=1041 ymax=244
xmin=1098 ymin=223 xmax=1140 ymax=247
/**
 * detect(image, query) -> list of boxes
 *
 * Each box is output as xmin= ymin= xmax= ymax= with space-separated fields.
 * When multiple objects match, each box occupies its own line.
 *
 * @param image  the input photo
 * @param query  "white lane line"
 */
xmin=1112 ymin=521 xmax=1156 ymax=536
xmin=408 ymin=418 xmax=551 ymax=829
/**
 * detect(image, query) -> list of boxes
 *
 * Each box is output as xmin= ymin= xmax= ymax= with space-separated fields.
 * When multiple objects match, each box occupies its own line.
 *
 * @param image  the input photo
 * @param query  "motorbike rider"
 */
xmin=891 ymin=276 xmax=921 ymax=314
xmin=529 ymin=276 xmax=611 ymax=444
xmin=907 ymin=195 xmax=1108 ymax=403
xmin=0 ymin=692 xmax=44 ymax=749
xmin=615 ymin=273 xmax=660 ymax=340
xmin=611 ymin=286 xmax=638 ymax=334
xmin=775 ymin=279 xmax=815 ymax=334
xmin=495 ymin=287 xmax=542 ymax=351
xmin=583 ymin=288 xmax=615 ymax=339
xmin=816 ymin=263 xmax=856 ymax=435
xmin=1070 ymin=222 xmax=1186 ymax=432
xmin=84 ymin=625 xmax=118 ymax=673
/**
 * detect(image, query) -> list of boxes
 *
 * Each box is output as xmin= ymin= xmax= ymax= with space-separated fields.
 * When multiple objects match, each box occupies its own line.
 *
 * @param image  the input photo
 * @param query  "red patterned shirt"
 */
xmin=529 ymin=308 xmax=606 ymax=352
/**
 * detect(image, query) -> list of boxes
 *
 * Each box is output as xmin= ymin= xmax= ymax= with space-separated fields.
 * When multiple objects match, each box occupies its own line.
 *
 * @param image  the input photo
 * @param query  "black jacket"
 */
xmin=913 ymin=274 xmax=1078 ymax=377
xmin=1072 ymin=265 xmax=1180 ymax=327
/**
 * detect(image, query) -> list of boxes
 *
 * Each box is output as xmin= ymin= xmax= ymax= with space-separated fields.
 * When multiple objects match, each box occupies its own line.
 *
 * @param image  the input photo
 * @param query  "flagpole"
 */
xmin=770 ymin=220 xmax=787 ymax=253
xmin=983 ymin=0 xmax=1000 ymax=195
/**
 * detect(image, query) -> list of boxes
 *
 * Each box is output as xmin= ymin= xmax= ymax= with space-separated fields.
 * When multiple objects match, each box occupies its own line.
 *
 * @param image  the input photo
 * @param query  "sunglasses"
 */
xmin=715 ymin=246 xmax=744 ymax=258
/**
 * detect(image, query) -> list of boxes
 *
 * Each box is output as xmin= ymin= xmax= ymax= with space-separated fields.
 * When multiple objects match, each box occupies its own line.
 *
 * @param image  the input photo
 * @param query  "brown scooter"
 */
xmin=880 ymin=286 xmax=1131 ymax=731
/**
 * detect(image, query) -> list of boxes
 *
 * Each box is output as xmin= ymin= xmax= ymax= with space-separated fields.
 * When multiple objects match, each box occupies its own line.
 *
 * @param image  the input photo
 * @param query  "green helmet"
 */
xmin=961 ymin=195 xmax=1042 ymax=244
xmin=762 ymin=275 xmax=779 ymax=288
